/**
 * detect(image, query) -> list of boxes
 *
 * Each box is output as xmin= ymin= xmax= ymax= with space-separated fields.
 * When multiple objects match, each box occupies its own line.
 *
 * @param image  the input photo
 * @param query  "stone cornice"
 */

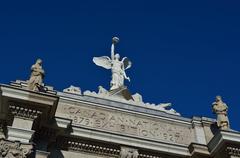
xmin=57 ymin=137 xmax=120 ymax=157
xmin=71 ymin=126 xmax=191 ymax=156
xmin=0 ymin=84 xmax=59 ymax=120
xmin=208 ymin=130 xmax=240 ymax=156
xmin=57 ymin=136 xmax=180 ymax=158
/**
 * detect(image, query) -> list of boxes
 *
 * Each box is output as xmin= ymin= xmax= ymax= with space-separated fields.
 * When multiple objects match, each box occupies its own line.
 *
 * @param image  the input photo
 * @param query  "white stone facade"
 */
xmin=0 ymin=80 xmax=239 ymax=158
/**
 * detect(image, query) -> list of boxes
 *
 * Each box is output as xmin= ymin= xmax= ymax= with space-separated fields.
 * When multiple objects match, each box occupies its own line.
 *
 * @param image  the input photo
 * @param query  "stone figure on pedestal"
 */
xmin=27 ymin=59 xmax=45 ymax=91
xmin=93 ymin=37 xmax=132 ymax=90
xmin=212 ymin=96 xmax=230 ymax=130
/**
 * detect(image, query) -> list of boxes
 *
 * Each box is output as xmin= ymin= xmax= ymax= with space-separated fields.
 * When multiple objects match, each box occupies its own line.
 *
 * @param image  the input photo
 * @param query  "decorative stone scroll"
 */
xmin=83 ymin=89 xmax=180 ymax=115
xmin=58 ymin=103 xmax=193 ymax=145
xmin=0 ymin=139 xmax=33 ymax=158
xmin=63 ymin=85 xmax=82 ymax=95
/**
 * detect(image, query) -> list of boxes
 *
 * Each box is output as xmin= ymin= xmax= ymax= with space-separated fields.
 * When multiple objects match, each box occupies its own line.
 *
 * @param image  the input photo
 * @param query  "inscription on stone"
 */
xmin=58 ymin=103 xmax=193 ymax=145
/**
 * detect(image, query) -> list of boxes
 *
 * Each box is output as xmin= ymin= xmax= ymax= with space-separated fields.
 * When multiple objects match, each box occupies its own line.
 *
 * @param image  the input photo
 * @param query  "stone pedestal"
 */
xmin=109 ymin=86 xmax=133 ymax=100
xmin=208 ymin=130 xmax=240 ymax=158
xmin=7 ymin=126 xmax=34 ymax=143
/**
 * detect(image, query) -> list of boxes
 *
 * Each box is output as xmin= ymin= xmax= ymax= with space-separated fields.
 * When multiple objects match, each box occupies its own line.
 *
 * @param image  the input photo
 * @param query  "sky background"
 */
xmin=0 ymin=1 xmax=239 ymax=130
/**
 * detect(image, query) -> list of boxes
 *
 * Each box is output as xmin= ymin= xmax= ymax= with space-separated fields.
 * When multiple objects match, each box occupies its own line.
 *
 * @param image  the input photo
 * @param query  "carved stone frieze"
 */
xmin=57 ymin=103 xmax=194 ymax=145
xmin=0 ymin=139 xmax=33 ymax=158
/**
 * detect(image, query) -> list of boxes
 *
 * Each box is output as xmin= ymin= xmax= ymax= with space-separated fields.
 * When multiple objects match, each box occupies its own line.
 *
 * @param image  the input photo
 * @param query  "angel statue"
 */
xmin=93 ymin=37 xmax=132 ymax=90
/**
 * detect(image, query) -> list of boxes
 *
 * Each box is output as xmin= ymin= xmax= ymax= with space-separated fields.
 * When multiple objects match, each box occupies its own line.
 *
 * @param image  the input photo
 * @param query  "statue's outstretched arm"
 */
xmin=123 ymin=70 xmax=130 ymax=81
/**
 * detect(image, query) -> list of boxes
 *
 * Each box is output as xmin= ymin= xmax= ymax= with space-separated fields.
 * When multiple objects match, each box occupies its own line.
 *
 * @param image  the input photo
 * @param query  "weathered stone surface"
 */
xmin=56 ymin=101 xmax=194 ymax=145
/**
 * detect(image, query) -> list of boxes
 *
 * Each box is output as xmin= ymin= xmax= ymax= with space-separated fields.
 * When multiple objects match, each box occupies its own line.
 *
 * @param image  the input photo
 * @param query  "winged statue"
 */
xmin=93 ymin=37 xmax=132 ymax=90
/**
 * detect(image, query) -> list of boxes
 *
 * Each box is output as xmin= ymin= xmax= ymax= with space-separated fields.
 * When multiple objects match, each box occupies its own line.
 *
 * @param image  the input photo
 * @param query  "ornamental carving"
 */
xmin=0 ymin=139 xmax=33 ymax=158
xmin=120 ymin=147 xmax=139 ymax=158
xmin=9 ymin=105 xmax=42 ymax=120
xmin=226 ymin=146 xmax=240 ymax=157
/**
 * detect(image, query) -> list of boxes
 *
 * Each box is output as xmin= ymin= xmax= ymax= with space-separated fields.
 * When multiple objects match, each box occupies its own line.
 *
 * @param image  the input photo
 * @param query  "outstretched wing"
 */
xmin=122 ymin=57 xmax=132 ymax=70
xmin=93 ymin=56 xmax=112 ymax=69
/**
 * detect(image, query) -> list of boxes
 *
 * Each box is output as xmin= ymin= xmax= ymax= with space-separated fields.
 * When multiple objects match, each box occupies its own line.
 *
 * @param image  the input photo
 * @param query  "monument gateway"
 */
xmin=0 ymin=37 xmax=239 ymax=158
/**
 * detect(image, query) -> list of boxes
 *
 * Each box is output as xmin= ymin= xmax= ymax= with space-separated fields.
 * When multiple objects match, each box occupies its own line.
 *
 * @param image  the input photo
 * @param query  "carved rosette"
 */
xmin=0 ymin=139 xmax=33 ymax=158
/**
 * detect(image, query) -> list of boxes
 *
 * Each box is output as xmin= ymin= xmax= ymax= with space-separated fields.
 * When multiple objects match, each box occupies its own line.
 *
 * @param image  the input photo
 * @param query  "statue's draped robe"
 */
xmin=213 ymin=102 xmax=229 ymax=128
xmin=28 ymin=64 xmax=44 ymax=91
xmin=93 ymin=56 xmax=131 ymax=90
xmin=111 ymin=59 xmax=124 ymax=90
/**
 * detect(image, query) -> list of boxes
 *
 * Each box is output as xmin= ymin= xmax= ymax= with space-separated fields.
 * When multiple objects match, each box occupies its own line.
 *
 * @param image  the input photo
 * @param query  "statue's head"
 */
xmin=216 ymin=95 xmax=222 ymax=102
xmin=115 ymin=53 xmax=120 ymax=60
xmin=36 ymin=58 xmax=42 ymax=65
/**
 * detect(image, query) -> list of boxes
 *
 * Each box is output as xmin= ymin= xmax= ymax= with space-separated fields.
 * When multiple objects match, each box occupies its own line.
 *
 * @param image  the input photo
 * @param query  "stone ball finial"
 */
xmin=112 ymin=37 xmax=119 ymax=44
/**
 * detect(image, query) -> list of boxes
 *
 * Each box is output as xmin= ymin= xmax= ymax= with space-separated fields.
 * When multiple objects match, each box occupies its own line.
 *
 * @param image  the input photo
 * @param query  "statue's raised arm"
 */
xmin=111 ymin=37 xmax=119 ymax=60
xmin=122 ymin=57 xmax=132 ymax=70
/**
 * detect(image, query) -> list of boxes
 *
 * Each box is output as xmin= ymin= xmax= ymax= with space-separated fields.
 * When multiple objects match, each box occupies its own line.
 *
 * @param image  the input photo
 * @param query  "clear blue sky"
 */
xmin=0 ymin=1 xmax=239 ymax=130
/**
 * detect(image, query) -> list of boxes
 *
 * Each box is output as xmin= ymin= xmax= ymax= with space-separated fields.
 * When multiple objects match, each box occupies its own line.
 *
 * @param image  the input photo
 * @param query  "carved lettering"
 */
xmin=62 ymin=104 xmax=193 ymax=145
